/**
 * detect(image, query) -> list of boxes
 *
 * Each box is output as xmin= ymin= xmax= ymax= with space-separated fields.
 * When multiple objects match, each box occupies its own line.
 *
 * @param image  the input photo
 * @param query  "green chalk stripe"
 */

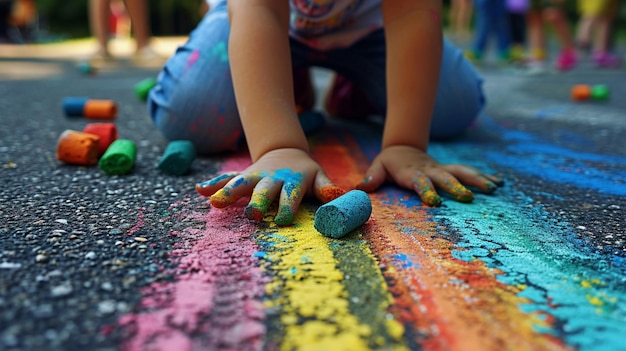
xmin=134 ymin=78 xmax=157 ymax=101
xmin=314 ymin=190 xmax=372 ymax=238
xmin=591 ymin=85 xmax=610 ymax=101
xmin=99 ymin=139 xmax=137 ymax=175
xmin=157 ymin=140 xmax=197 ymax=176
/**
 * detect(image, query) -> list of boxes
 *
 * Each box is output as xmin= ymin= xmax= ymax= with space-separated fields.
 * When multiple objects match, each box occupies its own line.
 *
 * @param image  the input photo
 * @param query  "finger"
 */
xmin=443 ymin=165 xmax=499 ymax=193
xmin=356 ymin=160 xmax=386 ymax=193
xmin=245 ymin=177 xmax=282 ymax=221
xmin=196 ymin=171 xmax=239 ymax=196
xmin=412 ymin=174 xmax=442 ymax=207
xmin=210 ymin=173 xmax=263 ymax=208
xmin=314 ymin=171 xmax=345 ymax=203
xmin=274 ymin=173 xmax=304 ymax=225
xmin=430 ymin=172 xmax=474 ymax=203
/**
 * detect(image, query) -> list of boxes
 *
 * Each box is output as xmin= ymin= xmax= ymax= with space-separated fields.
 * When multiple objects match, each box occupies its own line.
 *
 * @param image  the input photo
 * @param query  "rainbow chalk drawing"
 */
xmin=118 ymin=116 xmax=626 ymax=350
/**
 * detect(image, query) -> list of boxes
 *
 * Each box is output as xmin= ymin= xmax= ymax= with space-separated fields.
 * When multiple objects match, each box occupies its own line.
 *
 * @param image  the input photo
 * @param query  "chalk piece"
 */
xmin=77 ymin=61 xmax=96 ymax=75
xmin=571 ymin=84 xmax=591 ymax=101
xmin=84 ymin=100 xmax=117 ymax=120
xmin=83 ymin=123 xmax=118 ymax=157
xmin=298 ymin=110 xmax=326 ymax=135
xmin=134 ymin=78 xmax=157 ymax=101
xmin=56 ymin=130 xmax=100 ymax=166
xmin=157 ymin=140 xmax=196 ymax=175
xmin=99 ymin=139 xmax=137 ymax=175
xmin=62 ymin=97 xmax=89 ymax=117
xmin=314 ymin=190 xmax=372 ymax=238
xmin=591 ymin=84 xmax=610 ymax=100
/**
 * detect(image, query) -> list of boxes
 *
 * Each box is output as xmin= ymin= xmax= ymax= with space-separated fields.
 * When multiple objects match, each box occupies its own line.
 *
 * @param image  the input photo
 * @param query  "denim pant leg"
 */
xmin=147 ymin=2 xmax=242 ymax=154
xmin=472 ymin=0 xmax=491 ymax=55
xmin=431 ymin=39 xmax=486 ymax=139
xmin=302 ymin=31 xmax=485 ymax=140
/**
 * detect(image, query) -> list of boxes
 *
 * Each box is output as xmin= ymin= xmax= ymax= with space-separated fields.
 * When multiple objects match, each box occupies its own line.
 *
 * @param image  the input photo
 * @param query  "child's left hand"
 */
xmin=356 ymin=145 xmax=503 ymax=206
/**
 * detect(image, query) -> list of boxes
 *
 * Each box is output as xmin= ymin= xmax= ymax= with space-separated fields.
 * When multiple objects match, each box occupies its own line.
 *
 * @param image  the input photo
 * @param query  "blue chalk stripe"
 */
xmin=314 ymin=190 xmax=372 ymax=238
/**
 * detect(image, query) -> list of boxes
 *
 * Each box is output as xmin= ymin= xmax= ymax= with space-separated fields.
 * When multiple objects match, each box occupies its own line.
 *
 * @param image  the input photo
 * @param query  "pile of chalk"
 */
xmin=56 ymin=78 xmax=196 ymax=176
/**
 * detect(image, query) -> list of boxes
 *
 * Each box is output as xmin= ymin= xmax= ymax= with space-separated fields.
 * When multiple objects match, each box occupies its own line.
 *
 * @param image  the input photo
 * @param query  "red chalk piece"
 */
xmin=56 ymin=130 xmax=100 ymax=166
xmin=83 ymin=123 xmax=118 ymax=157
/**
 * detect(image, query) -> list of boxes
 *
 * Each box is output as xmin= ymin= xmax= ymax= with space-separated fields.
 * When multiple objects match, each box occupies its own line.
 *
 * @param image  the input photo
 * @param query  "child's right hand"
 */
xmin=196 ymin=148 xmax=345 ymax=225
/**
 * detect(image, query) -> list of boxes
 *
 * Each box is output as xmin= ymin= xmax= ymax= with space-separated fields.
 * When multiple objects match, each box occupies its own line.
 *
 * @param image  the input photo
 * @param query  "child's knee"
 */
xmin=148 ymin=81 xmax=242 ymax=154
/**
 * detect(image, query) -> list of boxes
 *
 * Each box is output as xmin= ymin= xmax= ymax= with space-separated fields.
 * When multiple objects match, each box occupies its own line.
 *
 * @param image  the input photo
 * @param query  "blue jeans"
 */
xmin=472 ymin=0 xmax=511 ymax=57
xmin=148 ymin=1 xmax=486 ymax=154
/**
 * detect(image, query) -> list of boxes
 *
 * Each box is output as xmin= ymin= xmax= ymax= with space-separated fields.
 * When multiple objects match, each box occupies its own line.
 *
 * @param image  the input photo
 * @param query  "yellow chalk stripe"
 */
xmin=260 ymin=208 xmax=373 ymax=351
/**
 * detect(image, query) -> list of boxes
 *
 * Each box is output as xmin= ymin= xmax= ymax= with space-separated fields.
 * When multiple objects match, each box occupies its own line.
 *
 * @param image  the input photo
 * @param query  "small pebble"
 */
xmin=51 ymin=284 xmax=73 ymax=297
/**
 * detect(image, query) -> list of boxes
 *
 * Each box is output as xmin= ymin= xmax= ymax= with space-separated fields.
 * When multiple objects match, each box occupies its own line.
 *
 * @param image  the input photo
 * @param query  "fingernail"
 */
xmin=360 ymin=176 xmax=373 ymax=184
xmin=275 ymin=205 xmax=295 ymax=226
xmin=423 ymin=190 xmax=442 ymax=207
xmin=196 ymin=179 xmax=212 ymax=188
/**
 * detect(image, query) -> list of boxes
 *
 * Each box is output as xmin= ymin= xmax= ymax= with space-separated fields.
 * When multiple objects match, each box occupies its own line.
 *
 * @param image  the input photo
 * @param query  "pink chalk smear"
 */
xmin=118 ymin=155 xmax=267 ymax=351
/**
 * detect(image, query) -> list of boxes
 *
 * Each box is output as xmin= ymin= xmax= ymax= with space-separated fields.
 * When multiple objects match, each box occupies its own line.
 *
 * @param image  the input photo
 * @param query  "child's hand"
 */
xmin=356 ymin=145 xmax=503 ymax=206
xmin=196 ymin=148 xmax=345 ymax=225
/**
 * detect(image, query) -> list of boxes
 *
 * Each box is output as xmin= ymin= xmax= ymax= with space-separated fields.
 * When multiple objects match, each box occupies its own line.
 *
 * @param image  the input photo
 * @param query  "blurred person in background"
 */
xmin=575 ymin=0 xmax=622 ymax=68
xmin=465 ymin=0 xmax=511 ymax=65
xmin=88 ymin=0 xmax=160 ymax=63
xmin=525 ymin=0 xmax=577 ymax=74
xmin=507 ymin=0 xmax=529 ymax=64
xmin=449 ymin=0 xmax=473 ymax=43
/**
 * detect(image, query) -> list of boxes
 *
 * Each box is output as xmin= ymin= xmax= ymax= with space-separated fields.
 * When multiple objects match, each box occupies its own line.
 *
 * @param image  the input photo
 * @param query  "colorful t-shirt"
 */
xmin=289 ymin=0 xmax=382 ymax=50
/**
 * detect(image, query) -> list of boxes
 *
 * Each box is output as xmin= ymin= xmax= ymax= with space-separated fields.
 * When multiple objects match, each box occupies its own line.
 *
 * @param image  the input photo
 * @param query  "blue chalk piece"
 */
xmin=298 ymin=110 xmax=326 ymax=135
xmin=314 ymin=190 xmax=372 ymax=238
xmin=62 ymin=97 xmax=88 ymax=117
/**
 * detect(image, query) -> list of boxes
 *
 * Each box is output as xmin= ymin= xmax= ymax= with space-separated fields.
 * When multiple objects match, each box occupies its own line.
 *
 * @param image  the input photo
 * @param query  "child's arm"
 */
xmin=196 ymin=0 xmax=343 ymax=225
xmin=357 ymin=0 xmax=502 ymax=205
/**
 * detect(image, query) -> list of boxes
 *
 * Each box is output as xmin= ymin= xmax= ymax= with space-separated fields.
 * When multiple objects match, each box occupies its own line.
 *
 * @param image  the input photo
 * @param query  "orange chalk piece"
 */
xmin=571 ymin=84 xmax=591 ymax=101
xmin=83 ymin=123 xmax=118 ymax=157
xmin=83 ymin=100 xmax=117 ymax=120
xmin=56 ymin=130 xmax=100 ymax=166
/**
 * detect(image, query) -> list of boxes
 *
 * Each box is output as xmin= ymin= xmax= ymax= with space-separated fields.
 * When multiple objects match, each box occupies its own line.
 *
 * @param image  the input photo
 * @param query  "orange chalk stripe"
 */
xmin=83 ymin=123 xmax=118 ymax=157
xmin=83 ymin=100 xmax=117 ymax=120
xmin=56 ymin=130 xmax=100 ymax=166
xmin=571 ymin=84 xmax=591 ymax=101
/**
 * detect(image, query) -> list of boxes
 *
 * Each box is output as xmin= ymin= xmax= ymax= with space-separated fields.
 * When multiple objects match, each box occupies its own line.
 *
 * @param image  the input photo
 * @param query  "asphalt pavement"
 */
xmin=1 ymin=38 xmax=625 ymax=350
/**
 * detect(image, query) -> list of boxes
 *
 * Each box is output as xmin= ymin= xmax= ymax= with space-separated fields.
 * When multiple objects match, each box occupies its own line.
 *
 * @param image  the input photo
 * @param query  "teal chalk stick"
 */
xmin=157 ymin=140 xmax=197 ymax=175
xmin=314 ymin=190 xmax=372 ymax=238
xmin=98 ymin=139 xmax=137 ymax=175
xmin=134 ymin=78 xmax=157 ymax=101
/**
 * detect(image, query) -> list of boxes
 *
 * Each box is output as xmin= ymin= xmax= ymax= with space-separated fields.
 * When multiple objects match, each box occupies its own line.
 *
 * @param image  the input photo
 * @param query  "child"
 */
xmin=525 ymin=0 xmax=577 ymax=73
xmin=148 ymin=0 xmax=502 ymax=225
xmin=575 ymin=0 xmax=622 ymax=68
xmin=507 ymin=0 xmax=529 ymax=63
xmin=466 ymin=0 xmax=511 ymax=64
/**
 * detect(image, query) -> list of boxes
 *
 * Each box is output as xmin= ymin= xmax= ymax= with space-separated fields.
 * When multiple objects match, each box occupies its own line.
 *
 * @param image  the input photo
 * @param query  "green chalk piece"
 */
xmin=99 ymin=139 xmax=137 ymax=175
xmin=314 ymin=190 xmax=372 ymax=238
xmin=134 ymin=78 xmax=157 ymax=101
xmin=591 ymin=85 xmax=610 ymax=101
xmin=157 ymin=140 xmax=197 ymax=176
